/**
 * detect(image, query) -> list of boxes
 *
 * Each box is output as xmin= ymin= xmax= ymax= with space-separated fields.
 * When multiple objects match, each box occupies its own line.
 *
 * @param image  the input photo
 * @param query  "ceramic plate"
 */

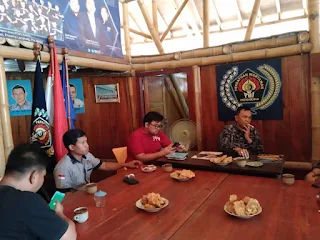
xmin=141 ymin=165 xmax=157 ymax=173
xmin=136 ymin=198 xmax=169 ymax=212
xmin=170 ymin=173 xmax=191 ymax=181
xmin=224 ymin=204 xmax=262 ymax=219
xmin=246 ymin=162 xmax=263 ymax=167
xmin=211 ymin=161 xmax=232 ymax=166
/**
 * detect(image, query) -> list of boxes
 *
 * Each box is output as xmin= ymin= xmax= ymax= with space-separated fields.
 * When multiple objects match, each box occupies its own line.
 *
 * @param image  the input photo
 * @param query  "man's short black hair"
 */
xmin=12 ymin=85 xmax=26 ymax=93
xmin=143 ymin=112 xmax=164 ymax=125
xmin=235 ymin=106 xmax=251 ymax=116
xmin=69 ymin=84 xmax=76 ymax=90
xmin=5 ymin=143 xmax=48 ymax=178
xmin=63 ymin=129 xmax=86 ymax=150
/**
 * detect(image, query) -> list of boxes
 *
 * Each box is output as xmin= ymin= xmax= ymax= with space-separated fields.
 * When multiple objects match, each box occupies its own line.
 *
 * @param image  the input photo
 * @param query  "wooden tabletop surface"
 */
xmin=63 ymin=168 xmax=228 ymax=240
xmin=170 ymin=174 xmax=319 ymax=240
xmin=156 ymin=152 xmax=284 ymax=178
xmin=63 ymin=167 xmax=319 ymax=240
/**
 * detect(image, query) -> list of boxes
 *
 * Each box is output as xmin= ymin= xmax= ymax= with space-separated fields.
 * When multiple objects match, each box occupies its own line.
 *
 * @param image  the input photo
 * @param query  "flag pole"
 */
xmin=48 ymin=36 xmax=55 ymax=98
xmin=62 ymin=48 xmax=72 ymax=129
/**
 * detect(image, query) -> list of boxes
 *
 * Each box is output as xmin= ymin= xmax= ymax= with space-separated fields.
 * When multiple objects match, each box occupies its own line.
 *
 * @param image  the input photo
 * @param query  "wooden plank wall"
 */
xmin=200 ymin=55 xmax=311 ymax=162
xmin=6 ymin=72 xmax=142 ymax=160
xmin=6 ymin=54 xmax=311 ymax=163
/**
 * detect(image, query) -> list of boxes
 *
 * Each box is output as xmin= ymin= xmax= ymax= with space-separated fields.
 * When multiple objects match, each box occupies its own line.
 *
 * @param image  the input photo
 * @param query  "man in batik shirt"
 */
xmin=218 ymin=107 xmax=264 ymax=157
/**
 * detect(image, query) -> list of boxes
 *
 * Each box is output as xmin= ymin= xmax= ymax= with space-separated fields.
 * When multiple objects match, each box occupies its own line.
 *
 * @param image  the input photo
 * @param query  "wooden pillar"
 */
xmin=308 ymin=0 xmax=320 ymax=166
xmin=244 ymin=0 xmax=261 ymax=41
xmin=122 ymin=1 xmax=131 ymax=62
xmin=0 ymin=57 xmax=14 ymax=161
xmin=168 ymin=74 xmax=189 ymax=118
xmin=203 ymin=0 xmax=210 ymax=47
xmin=192 ymin=65 xmax=202 ymax=151
xmin=137 ymin=0 xmax=165 ymax=54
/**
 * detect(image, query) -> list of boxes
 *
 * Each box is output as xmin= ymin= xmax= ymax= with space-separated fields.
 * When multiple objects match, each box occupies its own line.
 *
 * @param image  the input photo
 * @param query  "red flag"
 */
xmin=52 ymin=44 xmax=68 ymax=161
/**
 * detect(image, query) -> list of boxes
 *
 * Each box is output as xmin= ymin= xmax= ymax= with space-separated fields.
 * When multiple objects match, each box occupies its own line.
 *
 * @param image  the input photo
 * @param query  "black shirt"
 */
xmin=0 ymin=185 xmax=68 ymax=240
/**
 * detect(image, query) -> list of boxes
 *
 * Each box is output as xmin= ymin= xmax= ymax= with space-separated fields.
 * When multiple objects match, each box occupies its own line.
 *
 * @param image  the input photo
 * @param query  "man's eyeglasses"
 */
xmin=149 ymin=123 xmax=163 ymax=129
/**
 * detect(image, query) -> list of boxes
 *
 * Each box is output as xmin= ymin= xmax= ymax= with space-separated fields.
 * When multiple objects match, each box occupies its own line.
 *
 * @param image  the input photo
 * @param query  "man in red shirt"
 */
xmin=126 ymin=112 xmax=176 ymax=163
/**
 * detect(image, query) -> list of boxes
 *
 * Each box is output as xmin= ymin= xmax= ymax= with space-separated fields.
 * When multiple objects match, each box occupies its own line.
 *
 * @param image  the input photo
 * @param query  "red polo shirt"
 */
xmin=126 ymin=127 xmax=172 ymax=162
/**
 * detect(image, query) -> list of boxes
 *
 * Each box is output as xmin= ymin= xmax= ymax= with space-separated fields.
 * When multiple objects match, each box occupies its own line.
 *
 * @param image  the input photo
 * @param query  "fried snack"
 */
xmin=245 ymin=198 xmax=261 ymax=215
xmin=229 ymin=194 xmax=238 ymax=202
xmin=220 ymin=155 xmax=228 ymax=161
xmin=172 ymin=169 xmax=195 ymax=179
xmin=223 ymin=156 xmax=233 ymax=163
xmin=141 ymin=192 xmax=165 ymax=209
xmin=225 ymin=201 xmax=235 ymax=214
xmin=243 ymin=196 xmax=251 ymax=204
xmin=234 ymin=200 xmax=246 ymax=216
xmin=225 ymin=195 xmax=261 ymax=216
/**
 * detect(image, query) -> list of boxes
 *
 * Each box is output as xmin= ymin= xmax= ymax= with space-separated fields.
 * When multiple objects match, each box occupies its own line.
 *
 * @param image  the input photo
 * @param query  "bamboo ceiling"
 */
xmin=120 ymin=0 xmax=308 ymax=55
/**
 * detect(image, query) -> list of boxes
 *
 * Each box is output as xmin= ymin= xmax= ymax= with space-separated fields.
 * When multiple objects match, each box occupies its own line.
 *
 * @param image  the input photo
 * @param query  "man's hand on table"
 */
xmin=123 ymin=160 xmax=143 ymax=169
xmin=233 ymin=147 xmax=249 ymax=158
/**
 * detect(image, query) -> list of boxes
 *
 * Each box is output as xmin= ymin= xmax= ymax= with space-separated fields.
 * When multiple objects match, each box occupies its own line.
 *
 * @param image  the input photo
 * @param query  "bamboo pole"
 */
xmin=62 ymin=48 xmax=72 ymax=129
xmin=297 ymin=31 xmax=310 ymax=43
xmin=0 ymin=110 xmax=5 ymax=177
xmin=127 ymin=76 xmax=138 ymax=130
xmin=160 ymin=0 xmax=189 ymax=42
xmin=0 ymin=57 xmax=14 ymax=161
xmin=244 ymin=0 xmax=261 ymax=41
xmin=168 ymin=75 xmax=189 ymax=118
xmin=152 ymin=0 xmax=159 ymax=37
xmin=308 ymin=0 xmax=320 ymax=166
xmin=203 ymin=0 xmax=210 ymax=48
xmin=137 ymin=0 xmax=165 ymax=54
xmin=132 ymin=33 xmax=302 ymax=63
xmin=133 ymin=42 xmax=312 ymax=71
xmin=192 ymin=65 xmax=202 ymax=151
xmin=126 ymin=28 xmax=152 ymax=39
xmin=0 ymin=45 xmax=131 ymax=71
xmin=283 ymin=161 xmax=312 ymax=170
xmin=122 ymin=2 xmax=131 ymax=63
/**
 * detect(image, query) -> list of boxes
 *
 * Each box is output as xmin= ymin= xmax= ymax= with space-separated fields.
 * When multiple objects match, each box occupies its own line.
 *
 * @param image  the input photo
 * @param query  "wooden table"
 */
xmin=156 ymin=152 xmax=284 ymax=178
xmin=63 ymin=169 xmax=319 ymax=240
xmin=170 ymin=175 xmax=319 ymax=240
xmin=63 ymin=168 xmax=228 ymax=240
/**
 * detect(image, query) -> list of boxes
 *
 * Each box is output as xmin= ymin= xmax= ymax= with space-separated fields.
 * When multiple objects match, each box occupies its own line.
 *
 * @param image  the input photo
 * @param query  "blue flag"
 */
xmin=61 ymin=60 xmax=76 ymax=129
xmin=30 ymin=60 xmax=53 ymax=155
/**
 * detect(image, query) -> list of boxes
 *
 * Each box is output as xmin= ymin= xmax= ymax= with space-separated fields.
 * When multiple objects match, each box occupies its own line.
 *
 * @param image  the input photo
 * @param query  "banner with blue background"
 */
xmin=0 ymin=0 xmax=122 ymax=58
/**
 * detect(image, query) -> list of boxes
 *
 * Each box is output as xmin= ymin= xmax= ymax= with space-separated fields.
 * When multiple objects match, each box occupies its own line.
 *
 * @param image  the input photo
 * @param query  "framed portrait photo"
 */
xmin=94 ymin=83 xmax=120 ymax=103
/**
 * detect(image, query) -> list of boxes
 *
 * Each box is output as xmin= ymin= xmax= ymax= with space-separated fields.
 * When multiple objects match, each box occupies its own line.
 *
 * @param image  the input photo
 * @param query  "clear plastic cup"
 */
xmin=94 ymin=190 xmax=107 ymax=207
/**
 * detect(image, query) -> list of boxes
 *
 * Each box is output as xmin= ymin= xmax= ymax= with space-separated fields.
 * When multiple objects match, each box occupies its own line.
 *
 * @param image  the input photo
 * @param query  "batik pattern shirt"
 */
xmin=218 ymin=123 xmax=264 ymax=155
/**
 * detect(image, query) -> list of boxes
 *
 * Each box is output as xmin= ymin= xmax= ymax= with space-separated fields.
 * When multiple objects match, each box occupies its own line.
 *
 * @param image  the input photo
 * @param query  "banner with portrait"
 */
xmin=216 ymin=58 xmax=283 ymax=121
xmin=7 ymin=79 xmax=33 ymax=116
xmin=69 ymin=78 xmax=85 ymax=114
xmin=0 ymin=0 xmax=122 ymax=58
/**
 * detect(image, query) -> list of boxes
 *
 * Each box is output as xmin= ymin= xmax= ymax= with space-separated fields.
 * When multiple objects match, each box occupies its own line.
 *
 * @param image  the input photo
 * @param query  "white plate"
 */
xmin=224 ymin=204 xmax=262 ymax=219
xmin=170 ymin=172 xmax=192 ymax=181
xmin=213 ymin=161 xmax=232 ymax=166
xmin=198 ymin=151 xmax=223 ymax=155
xmin=141 ymin=165 xmax=157 ymax=173
xmin=136 ymin=198 xmax=169 ymax=212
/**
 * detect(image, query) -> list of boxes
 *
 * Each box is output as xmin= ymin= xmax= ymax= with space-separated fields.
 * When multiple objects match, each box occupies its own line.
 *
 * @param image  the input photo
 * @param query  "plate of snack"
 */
xmin=141 ymin=165 xmax=157 ymax=172
xmin=246 ymin=161 xmax=263 ymax=167
xmin=136 ymin=192 xmax=169 ymax=213
xmin=257 ymin=154 xmax=284 ymax=163
xmin=224 ymin=194 xmax=262 ymax=219
xmin=170 ymin=169 xmax=195 ymax=181
xmin=210 ymin=155 xmax=233 ymax=166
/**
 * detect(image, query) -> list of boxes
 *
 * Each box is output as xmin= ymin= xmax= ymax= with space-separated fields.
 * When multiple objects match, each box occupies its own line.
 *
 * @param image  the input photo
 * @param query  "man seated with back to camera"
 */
xmin=0 ymin=143 xmax=77 ymax=240
xmin=305 ymin=162 xmax=320 ymax=182
xmin=126 ymin=111 xmax=184 ymax=163
xmin=54 ymin=129 xmax=142 ymax=192
xmin=218 ymin=107 xmax=264 ymax=157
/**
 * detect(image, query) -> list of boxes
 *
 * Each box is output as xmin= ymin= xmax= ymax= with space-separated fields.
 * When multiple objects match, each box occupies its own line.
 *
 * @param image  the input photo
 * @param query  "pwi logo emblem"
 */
xmin=220 ymin=65 xmax=281 ymax=114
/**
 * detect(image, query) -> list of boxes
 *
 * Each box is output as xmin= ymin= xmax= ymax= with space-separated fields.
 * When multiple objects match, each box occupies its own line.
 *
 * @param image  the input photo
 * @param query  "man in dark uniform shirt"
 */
xmin=0 ymin=144 xmax=77 ymax=240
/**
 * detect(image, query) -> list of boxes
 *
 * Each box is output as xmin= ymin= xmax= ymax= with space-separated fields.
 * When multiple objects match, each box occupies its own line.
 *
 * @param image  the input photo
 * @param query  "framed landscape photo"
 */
xmin=94 ymin=84 xmax=120 ymax=103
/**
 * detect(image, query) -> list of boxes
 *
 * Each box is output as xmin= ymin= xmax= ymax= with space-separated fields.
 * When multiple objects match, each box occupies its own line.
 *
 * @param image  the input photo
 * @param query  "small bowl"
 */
xmin=85 ymin=183 xmax=97 ymax=194
xmin=162 ymin=163 xmax=173 ymax=172
xmin=234 ymin=157 xmax=247 ymax=167
xmin=282 ymin=174 xmax=295 ymax=185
